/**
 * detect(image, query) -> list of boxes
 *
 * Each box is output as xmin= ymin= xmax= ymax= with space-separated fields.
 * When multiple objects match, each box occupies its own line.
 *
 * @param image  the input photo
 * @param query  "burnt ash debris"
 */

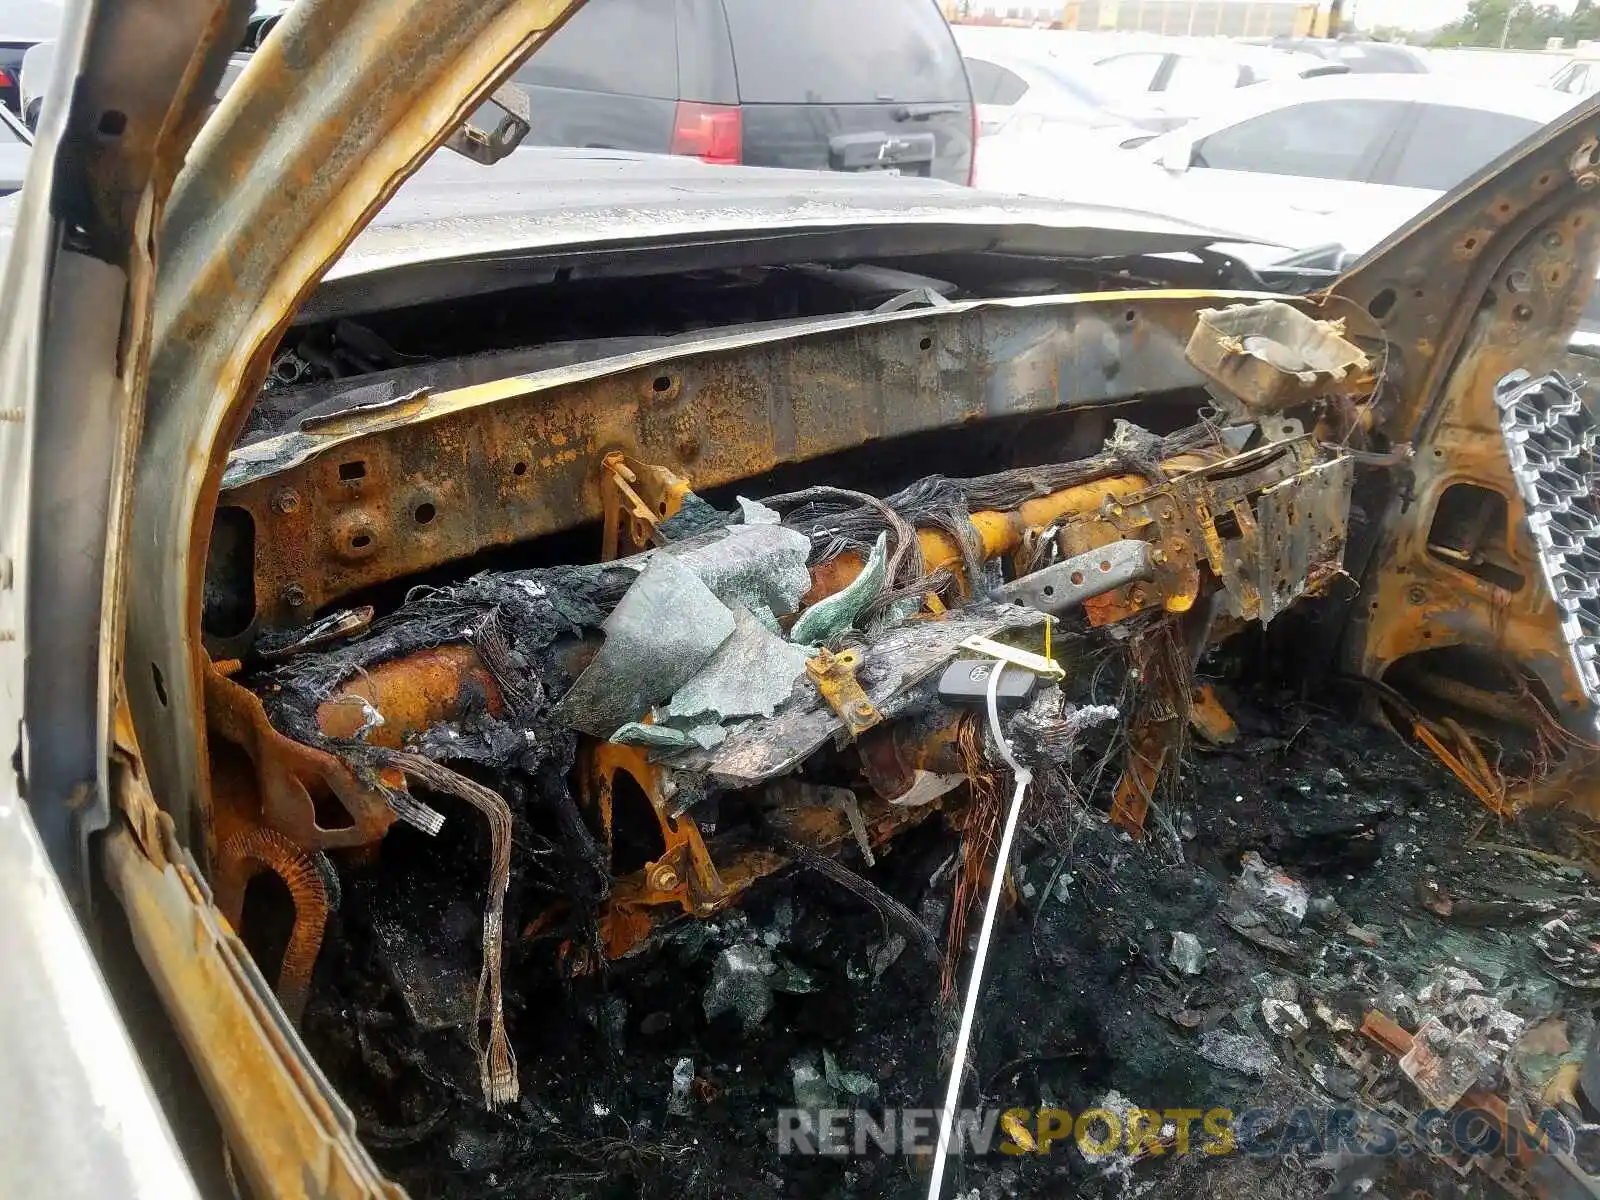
xmin=295 ymin=688 xmax=1600 ymax=1200
xmin=238 ymin=416 xmax=1600 ymax=1200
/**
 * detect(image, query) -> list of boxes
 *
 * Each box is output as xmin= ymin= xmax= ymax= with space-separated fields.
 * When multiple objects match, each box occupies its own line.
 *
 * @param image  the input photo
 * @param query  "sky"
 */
xmin=1352 ymin=0 xmax=1467 ymax=29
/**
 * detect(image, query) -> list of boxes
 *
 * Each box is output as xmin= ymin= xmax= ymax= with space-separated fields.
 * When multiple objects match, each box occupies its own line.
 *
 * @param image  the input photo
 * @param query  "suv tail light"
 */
xmin=670 ymin=101 xmax=742 ymax=165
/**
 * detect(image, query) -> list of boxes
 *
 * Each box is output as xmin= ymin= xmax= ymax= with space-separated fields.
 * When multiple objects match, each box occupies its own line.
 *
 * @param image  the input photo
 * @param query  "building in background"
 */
xmin=945 ymin=0 xmax=1340 ymax=38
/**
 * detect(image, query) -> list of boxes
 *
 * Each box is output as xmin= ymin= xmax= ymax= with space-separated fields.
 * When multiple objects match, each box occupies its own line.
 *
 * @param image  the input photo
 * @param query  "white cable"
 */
xmin=927 ymin=661 xmax=1033 ymax=1200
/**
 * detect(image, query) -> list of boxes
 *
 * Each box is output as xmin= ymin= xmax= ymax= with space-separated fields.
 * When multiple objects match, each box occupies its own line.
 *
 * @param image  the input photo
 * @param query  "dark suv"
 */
xmin=504 ymin=0 xmax=976 ymax=183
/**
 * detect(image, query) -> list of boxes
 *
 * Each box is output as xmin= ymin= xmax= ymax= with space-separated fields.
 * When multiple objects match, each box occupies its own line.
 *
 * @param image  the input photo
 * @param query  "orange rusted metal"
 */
xmin=128 ymin=0 xmax=595 ymax=902
xmin=316 ymin=644 xmax=502 ymax=746
xmin=859 ymin=712 xmax=968 ymax=800
xmin=1109 ymin=624 xmax=1191 ymax=837
xmin=580 ymin=741 xmax=730 ymax=934
xmin=205 ymin=695 xmax=342 ymax=1024
xmin=1328 ymin=108 xmax=1600 ymax=810
xmin=569 ymin=742 xmax=938 ymax=958
xmin=218 ymin=294 xmax=1243 ymax=636
xmin=805 ymin=647 xmax=883 ymax=738
xmin=804 ymin=459 xmax=1211 ymax=603
xmin=204 ymin=658 xmax=395 ymax=851
xmin=214 ymin=825 xmax=333 ymax=1024
xmin=1358 ymin=1010 xmax=1538 ymax=1171
xmin=1188 ymin=684 xmax=1240 ymax=745
xmin=103 ymin=824 xmax=404 ymax=1199
xmin=599 ymin=451 xmax=693 ymax=560
xmin=1109 ymin=720 xmax=1169 ymax=838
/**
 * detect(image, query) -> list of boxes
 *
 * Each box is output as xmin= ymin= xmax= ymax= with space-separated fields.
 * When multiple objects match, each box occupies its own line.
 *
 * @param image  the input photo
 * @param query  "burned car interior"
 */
xmin=43 ymin=3 xmax=1600 ymax=1195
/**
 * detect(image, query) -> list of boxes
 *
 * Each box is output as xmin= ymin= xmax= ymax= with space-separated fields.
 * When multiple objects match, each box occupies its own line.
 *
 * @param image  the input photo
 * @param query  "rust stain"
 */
xmin=316 ymin=644 xmax=501 ymax=746
xmin=222 ymin=293 xmax=1248 ymax=631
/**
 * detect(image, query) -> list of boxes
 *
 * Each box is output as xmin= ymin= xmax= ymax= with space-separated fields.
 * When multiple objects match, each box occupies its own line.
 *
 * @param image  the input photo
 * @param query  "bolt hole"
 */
xmin=1513 ymin=304 xmax=1534 ymax=322
xmin=652 ymin=375 xmax=674 ymax=393
xmin=1123 ymin=308 xmax=1137 ymax=323
xmin=1413 ymin=288 xmax=1425 ymax=299
xmin=414 ymin=502 xmax=437 ymax=525
xmin=1099 ymin=560 xmax=1112 ymax=572
xmin=1539 ymin=173 xmax=1552 ymax=186
xmin=658 ymin=501 xmax=669 ymax=516
xmin=1464 ymin=237 xmax=1478 ymax=251
xmin=1433 ymin=449 xmax=1444 ymax=457
xmin=1367 ymin=287 xmax=1397 ymax=320
xmin=350 ymin=533 xmax=371 ymax=549
xmin=98 ymin=109 xmax=127 ymax=136
xmin=1070 ymin=571 xmax=1085 ymax=585
xmin=338 ymin=460 xmax=367 ymax=481
xmin=151 ymin=664 xmax=168 ymax=707
xmin=512 ymin=461 xmax=528 ymax=477
xmin=1042 ymin=584 xmax=1055 ymax=597
xmin=1506 ymin=270 xmax=1529 ymax=293
xmin=919 ymin=336 xmax=932 ymax=351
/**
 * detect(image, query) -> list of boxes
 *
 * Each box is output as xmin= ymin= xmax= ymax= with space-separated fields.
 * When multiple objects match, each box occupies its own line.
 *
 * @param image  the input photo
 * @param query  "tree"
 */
xmin=1574 ymin=0 xmax=1600 ymax=43
xmin=1431 ymin=0 xmax=1580 ymax=49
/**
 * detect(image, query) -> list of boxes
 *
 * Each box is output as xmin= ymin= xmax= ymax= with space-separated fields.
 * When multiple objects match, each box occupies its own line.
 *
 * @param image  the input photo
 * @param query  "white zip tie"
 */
xmin=927 ymin=660 xmax=1033 ymax=1200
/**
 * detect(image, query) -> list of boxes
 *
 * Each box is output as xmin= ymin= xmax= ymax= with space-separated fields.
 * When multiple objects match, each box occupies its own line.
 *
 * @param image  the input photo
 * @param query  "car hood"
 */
xmin=975 ymin=127 xmax=1437 ymax=269
xmin=0 ymin=141 xmax=1292 ymax=303
xmin=318 ymin=145 xmax=1283 ymax=284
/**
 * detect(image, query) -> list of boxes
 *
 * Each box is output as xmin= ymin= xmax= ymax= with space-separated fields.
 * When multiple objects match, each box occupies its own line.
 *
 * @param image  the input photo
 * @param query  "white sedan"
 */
xmin=977 ymin=73 xmax=1577 ymax=266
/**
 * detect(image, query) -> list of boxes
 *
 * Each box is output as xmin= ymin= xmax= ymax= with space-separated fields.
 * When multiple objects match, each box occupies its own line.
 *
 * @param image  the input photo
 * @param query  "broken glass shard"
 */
xmin=553 ymin=554 xmax=736 ymax=738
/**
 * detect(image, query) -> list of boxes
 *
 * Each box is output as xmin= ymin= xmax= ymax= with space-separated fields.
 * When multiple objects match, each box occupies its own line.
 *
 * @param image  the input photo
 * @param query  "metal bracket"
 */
xmin=992 ymin=540 xmax=1154 ymax=615
xmin=806 ymin=647 xmax=883 ymax=738
xmin=443 ymin=82 xmax=533 ymax=166
xmin=598 ymin=452 xmax=694 ymax=560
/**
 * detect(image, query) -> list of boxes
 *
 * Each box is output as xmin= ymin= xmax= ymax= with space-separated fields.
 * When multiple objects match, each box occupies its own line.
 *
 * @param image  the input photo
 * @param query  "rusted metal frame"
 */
xmin=809 ymin=451 xmax=1221 ymax=606
xmin=1343 ymin=232 xmax=1600 ymax=735
xmin=1357 ymin=1010 xmax=1599 ymax=1194
xmin=1188 ymin=683 xmax=1239 ymax=745
xmin=215 ymin=291 xmax=1262 ymax=641
xmin=1328 ymin=106 xmax=1600 ymax=762
xmin=204 ymin=657 xmax=396 ymax=852
xmin=1072 ymin=437 xmax=1339 ymax=625
xmin=102 ymin=823 xmax=403 ymax=1200
xmin=577 ymin=747 xmax=936 ymax=960
xmin=1108 ymin=714 xmax=1174 ymax=838
xmin=208 ymin=738 xmax=336 ymax=1025
xmin=127 ymin=0 xmax=593 ymax=870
